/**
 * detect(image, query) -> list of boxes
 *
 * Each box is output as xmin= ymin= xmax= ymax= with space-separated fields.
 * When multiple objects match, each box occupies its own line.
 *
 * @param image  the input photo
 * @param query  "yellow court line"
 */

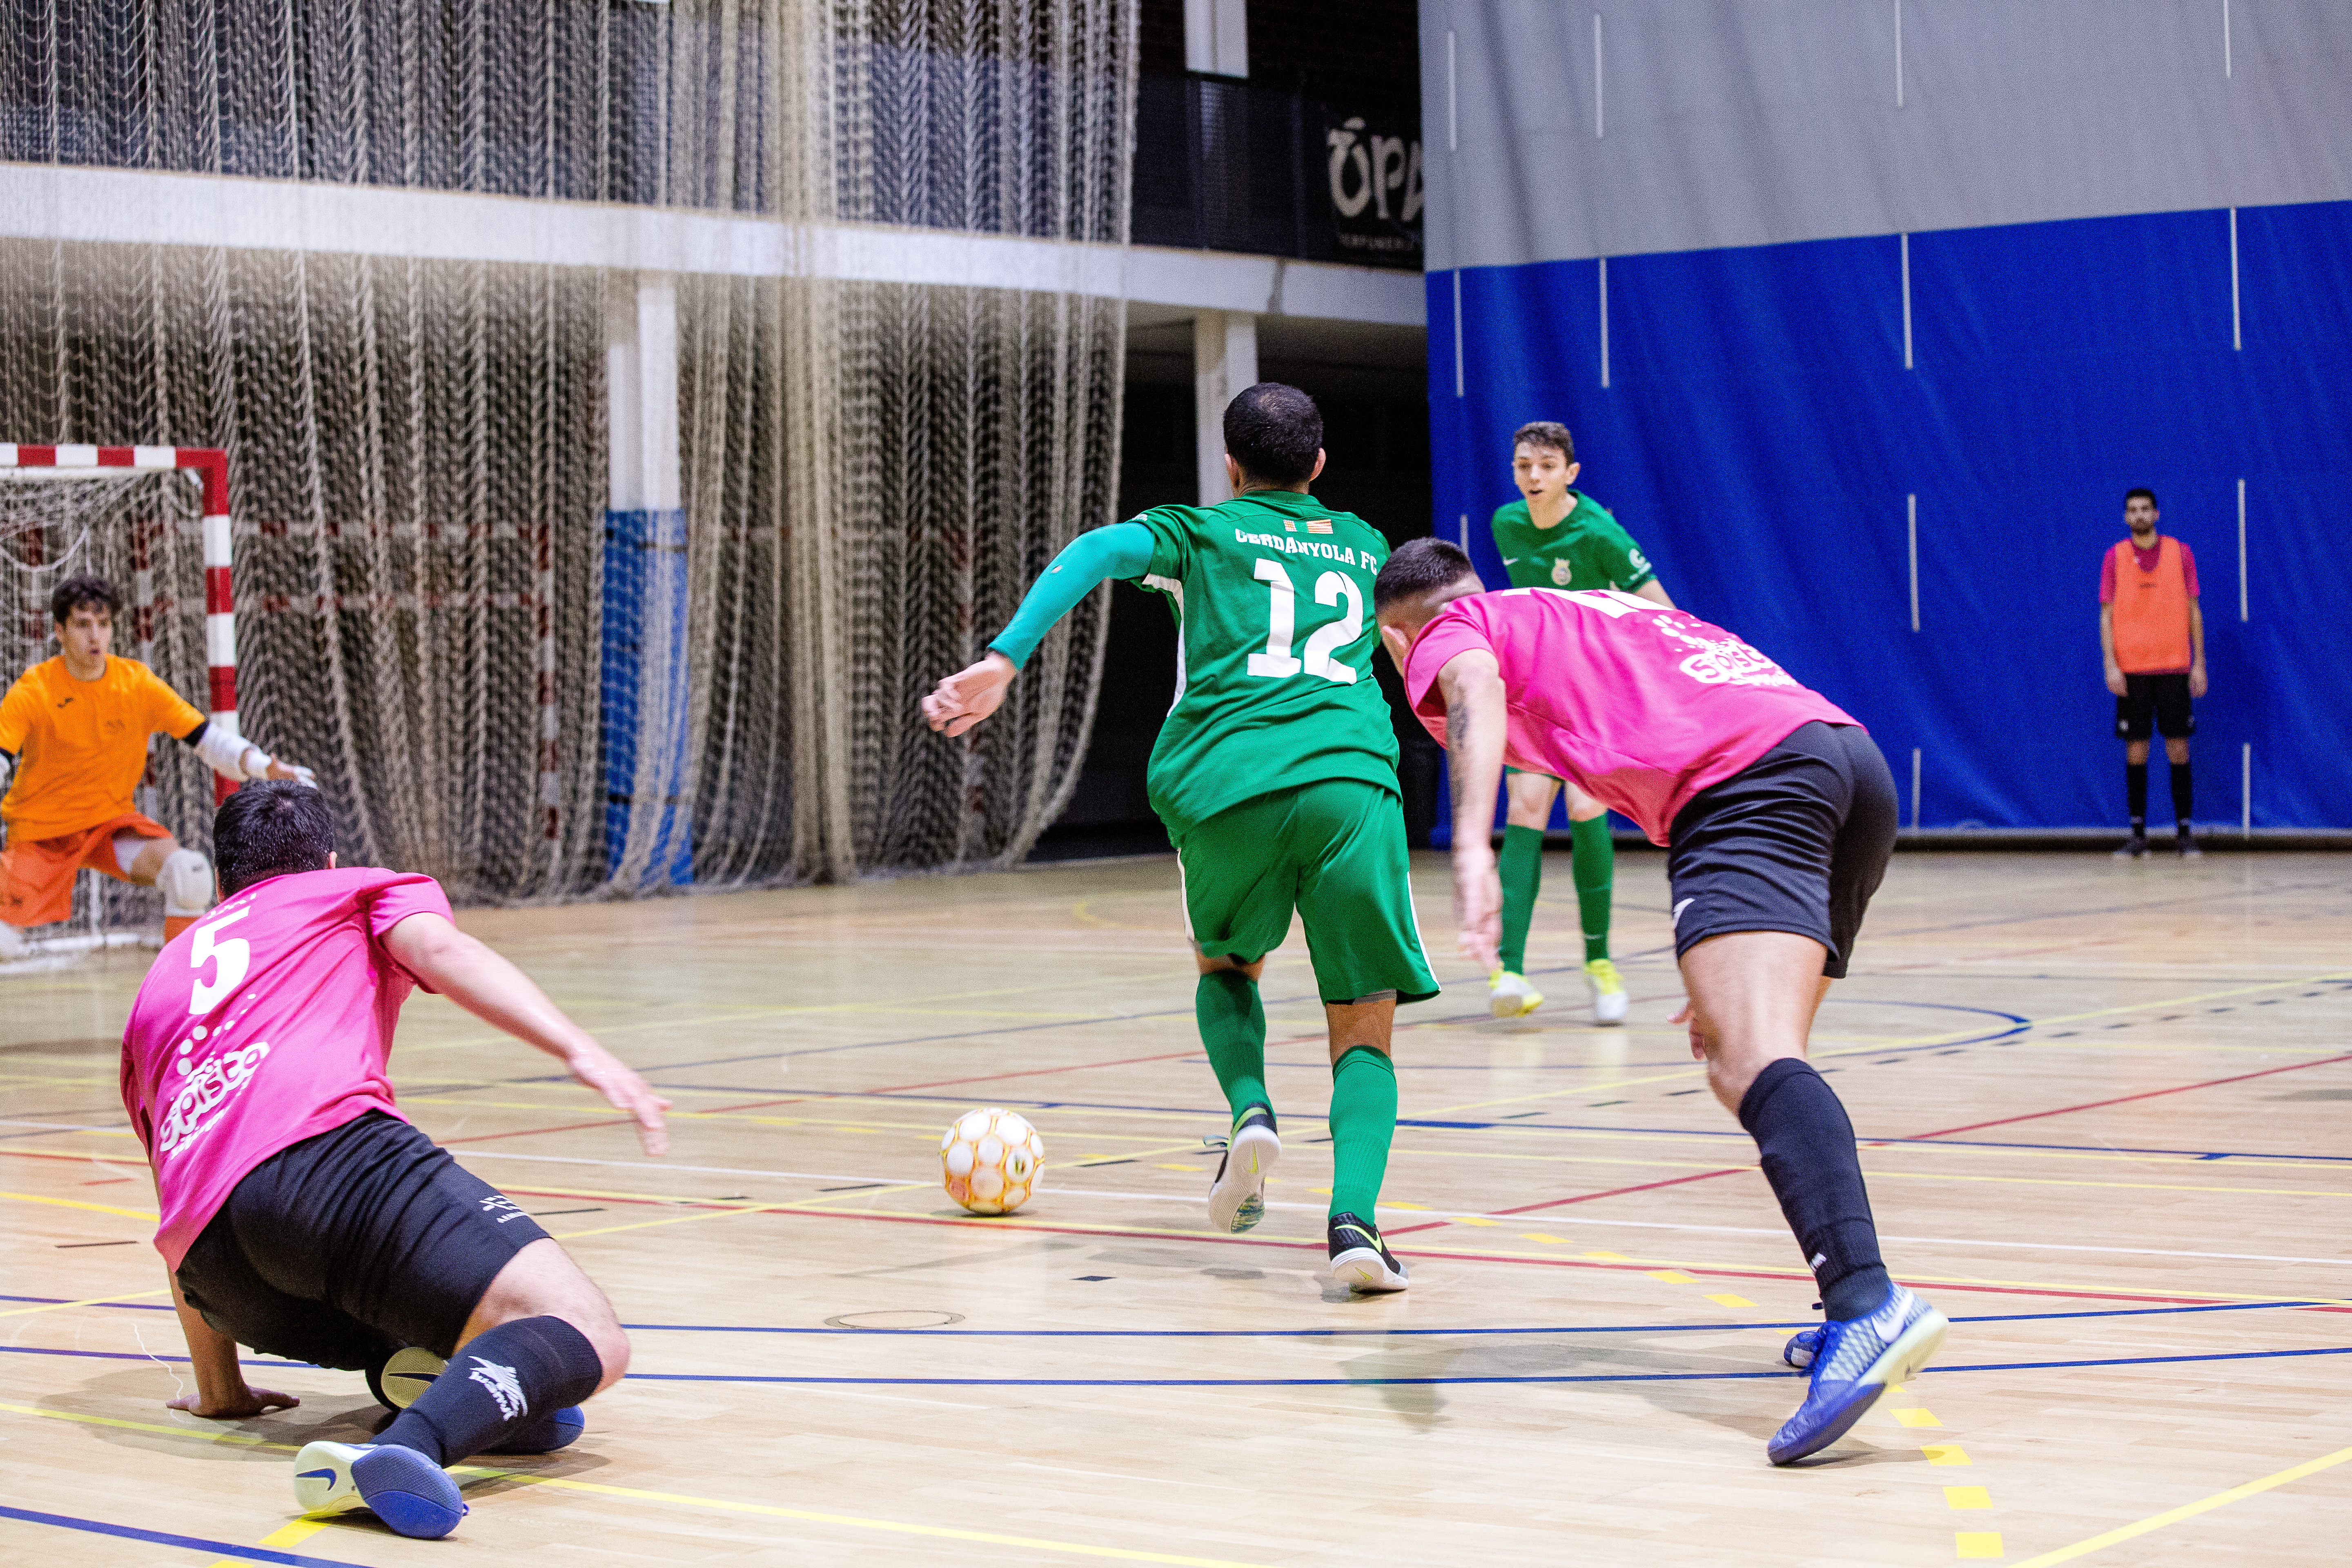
xmin=2008 ymin=1443 xmax=2352 ymax=1568
xmin=0 ymin=1189 xmax=158 ymax=1220
xmin=0 ymin=1287 xmax=169 ymax=1319
xmin=0 ymin=1401 xmax=1274 ymax=1568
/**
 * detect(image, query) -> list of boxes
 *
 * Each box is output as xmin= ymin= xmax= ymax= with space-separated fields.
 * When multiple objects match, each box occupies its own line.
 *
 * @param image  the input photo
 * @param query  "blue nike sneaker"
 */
xmin=1767 ymin=1285 xmax=1948 ymax=1466
xmin=294 ymin=1440 xmax=468 ymax=1538
xmin=486 ymin=1405 xmax=586 ymax=1454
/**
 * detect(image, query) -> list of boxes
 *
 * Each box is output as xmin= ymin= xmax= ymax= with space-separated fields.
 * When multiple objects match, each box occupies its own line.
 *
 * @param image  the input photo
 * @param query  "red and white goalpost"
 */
xmin=0 ymin=443 xmax=237 ymax=804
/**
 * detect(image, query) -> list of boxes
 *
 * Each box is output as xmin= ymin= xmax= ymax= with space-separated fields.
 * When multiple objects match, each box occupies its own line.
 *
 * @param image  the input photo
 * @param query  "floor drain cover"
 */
xmin=824 ymin=1310 xmax=965 ymax=1330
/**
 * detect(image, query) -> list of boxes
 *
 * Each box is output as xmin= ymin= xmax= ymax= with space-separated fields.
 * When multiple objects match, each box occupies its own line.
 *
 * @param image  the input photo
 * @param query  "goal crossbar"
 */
xmin=0 ymin=443 xmax=236 ymax=800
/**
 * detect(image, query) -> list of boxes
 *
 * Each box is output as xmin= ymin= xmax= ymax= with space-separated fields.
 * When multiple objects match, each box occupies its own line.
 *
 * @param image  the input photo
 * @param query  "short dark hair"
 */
xmin=51 ymin=574 xmax=121 ymax=626
xmin=2125 ymin=487 xmax=2158 ymax=509
xmin=214 ymin=780 xmax=335 ymax=895
xmin=1374 ymin=535 xmax=1482 ymax=614
xmin=1223 ymin=383 xmax=1322 ymax=486
xmin=1512 ymin=421 xmax=1575 ymax=463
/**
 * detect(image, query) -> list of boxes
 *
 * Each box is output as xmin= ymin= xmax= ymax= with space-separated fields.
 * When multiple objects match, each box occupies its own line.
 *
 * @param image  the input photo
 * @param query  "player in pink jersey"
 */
xmin=1371 ymin=538 xmax=1947 ymax=1467
xmin=120 ymin=781 xmax=671 ymax=1539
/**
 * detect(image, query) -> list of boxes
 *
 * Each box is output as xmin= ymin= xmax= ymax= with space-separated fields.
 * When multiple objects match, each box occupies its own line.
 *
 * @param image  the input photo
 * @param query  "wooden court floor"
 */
xmin=5 ymin=848 xmax=2352 ymax=1566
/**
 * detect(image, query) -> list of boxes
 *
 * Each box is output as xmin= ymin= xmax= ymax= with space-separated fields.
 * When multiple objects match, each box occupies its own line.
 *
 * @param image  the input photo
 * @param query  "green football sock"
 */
xmin=1570 ymin=815 xmax=1614 ymax=964
xmin=1327 ymin=1045 xmax=1397 ymax=1218
xmin=1497 ymin=823 xmax=1545 ymax=975
xmin=1197 ymin=970 xmax=1268 ymax=1123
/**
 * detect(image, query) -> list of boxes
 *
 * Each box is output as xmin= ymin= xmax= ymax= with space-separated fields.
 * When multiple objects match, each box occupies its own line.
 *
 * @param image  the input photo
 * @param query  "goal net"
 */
xmin=0 ymin=446 xmax=228 ymax=950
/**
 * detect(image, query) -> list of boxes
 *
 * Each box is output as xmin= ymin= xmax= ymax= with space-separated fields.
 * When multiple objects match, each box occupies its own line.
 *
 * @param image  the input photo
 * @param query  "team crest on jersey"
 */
xmin=1549 ymin=557 xmax=1575 ymax=587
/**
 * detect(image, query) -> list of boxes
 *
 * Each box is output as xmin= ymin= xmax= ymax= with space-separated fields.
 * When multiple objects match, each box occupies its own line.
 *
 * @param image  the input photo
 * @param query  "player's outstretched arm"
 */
xmin=920 ymin=522 xmax=1155 ymax=736
xmin=1438 ymin=648 xmax=1510 ymax=972
xmin=179 ymin=718 xmax=316 ymax=788
xmin=384 ymin=913 xmax=671 ymax=1155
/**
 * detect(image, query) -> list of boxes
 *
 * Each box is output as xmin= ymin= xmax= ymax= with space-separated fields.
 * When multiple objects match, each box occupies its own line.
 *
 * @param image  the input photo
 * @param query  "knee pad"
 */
xmin=159 ymin=849 xmax=215 ymax=918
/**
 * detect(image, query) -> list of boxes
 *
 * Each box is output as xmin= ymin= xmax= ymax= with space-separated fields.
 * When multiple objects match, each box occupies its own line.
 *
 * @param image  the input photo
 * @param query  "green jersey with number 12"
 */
xmin=1128 ymin=490 xmax=1398 ymax=838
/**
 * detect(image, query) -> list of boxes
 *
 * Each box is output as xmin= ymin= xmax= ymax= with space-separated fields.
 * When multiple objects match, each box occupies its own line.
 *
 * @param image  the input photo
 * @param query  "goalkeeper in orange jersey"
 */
xmin=0 ymin=575 xmax=311 ymax=959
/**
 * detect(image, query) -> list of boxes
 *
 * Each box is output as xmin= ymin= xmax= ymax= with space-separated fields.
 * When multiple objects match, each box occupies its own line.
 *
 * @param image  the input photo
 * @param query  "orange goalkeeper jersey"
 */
xmin=0 ymin=657 xmax=205 ymax=842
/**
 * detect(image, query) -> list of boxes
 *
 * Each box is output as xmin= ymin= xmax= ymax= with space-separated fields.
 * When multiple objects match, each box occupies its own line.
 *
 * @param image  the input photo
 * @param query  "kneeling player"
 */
xmin=2 ymin=574 xmax=310 ymax=959
xmin=120 ymin=782 xmax=672 ymax=1537
xmin=1372 ymin=539 xmax=1947 ymax=1465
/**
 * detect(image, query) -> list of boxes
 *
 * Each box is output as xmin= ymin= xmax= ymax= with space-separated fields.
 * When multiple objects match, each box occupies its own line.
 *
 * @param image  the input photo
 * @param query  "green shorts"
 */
xmin=1174 ymin=778 xmax=1440 ymax=1005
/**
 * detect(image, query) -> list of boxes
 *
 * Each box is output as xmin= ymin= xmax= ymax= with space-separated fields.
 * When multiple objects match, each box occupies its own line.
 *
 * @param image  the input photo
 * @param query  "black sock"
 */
xmin=378 ymin=1316 xmax=603 ymax=1465
xmin=2125 ymin=762 xmax=2148 ymax=835
xmin=1738 ymin=1059 xmax=1890 ymax=1321
xmin=2170 ymin=761 xmax=2193 ymax=832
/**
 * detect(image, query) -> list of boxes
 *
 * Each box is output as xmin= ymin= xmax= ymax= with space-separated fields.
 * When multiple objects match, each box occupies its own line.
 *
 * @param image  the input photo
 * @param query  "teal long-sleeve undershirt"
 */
xmin=986 ymin=522 xmax=1156 ymax=669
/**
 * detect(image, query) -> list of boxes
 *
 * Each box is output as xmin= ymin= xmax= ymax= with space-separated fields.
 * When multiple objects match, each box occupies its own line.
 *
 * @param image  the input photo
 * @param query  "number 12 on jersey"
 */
xmin=1247 ymin=558 xmax=1361 ymax=684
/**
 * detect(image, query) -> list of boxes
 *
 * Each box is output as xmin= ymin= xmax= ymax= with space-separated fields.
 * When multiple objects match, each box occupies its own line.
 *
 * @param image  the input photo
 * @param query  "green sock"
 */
xmin=1570 ymin=815 xmax=1614 ymax=964
xmin=1497 ymin=823 xmax=1545 ymax=974
xmin=1328 ymin=1045 xmax=1398 ymax=1218
xmin=1197 ymin=971 xmax=1268 ymax=1123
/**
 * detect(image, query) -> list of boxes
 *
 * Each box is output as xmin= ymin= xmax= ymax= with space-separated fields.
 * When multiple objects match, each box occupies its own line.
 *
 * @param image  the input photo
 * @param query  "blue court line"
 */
xmin=0 ymin=1502 xmax=370 ymax=1566
xmin=1 ymin=1301 xmax=2323 ymax=1373
xmin=613 ymin=1300 xmax=2316 ymax=1336
xmin=0 ymin=1292 xmax=171 ymax=1310
xmin=614 ymin=1341 xmax=2352 ymax=1388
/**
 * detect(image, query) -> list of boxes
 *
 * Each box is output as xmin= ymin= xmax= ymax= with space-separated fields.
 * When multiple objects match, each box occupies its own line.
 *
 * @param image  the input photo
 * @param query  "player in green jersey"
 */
xmin=1483 ymin=420 xmax=1677 ymax=1025
xmin=921 ymin=383 xmax=1438 ymax=1293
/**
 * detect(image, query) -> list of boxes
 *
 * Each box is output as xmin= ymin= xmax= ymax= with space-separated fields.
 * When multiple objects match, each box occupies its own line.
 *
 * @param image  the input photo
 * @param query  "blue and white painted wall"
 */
xmin=1421 ymin=1 xmax=2352 ymax=831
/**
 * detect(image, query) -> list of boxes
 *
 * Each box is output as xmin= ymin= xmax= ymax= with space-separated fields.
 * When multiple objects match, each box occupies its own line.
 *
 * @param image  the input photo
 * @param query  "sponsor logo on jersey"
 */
xmin=1305 ymin=519 xmax=1332 ymax=535
xmin=1655 ymin=619 xmax=1798 ymax=688
xmin=479 ymin=1194 xmax=533 ymax=1224
xmin=1628 ymin=547 xmax=1650 ymax=572
xmin=1549 ymin=558 xmax=1575 ymax=587
xmin=153 ymin=1038 xmax=273 ymax=1161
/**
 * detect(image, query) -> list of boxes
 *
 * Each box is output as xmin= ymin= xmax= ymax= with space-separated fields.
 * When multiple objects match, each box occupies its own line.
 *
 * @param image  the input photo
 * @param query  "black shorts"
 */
xmin=2115 ymin=673 xmax=2194 ymax=741
xmin=176 ymin=1111 xmax=549 ymax=1369
xmin=1666 ymin=722 xmax=1898 ymax=980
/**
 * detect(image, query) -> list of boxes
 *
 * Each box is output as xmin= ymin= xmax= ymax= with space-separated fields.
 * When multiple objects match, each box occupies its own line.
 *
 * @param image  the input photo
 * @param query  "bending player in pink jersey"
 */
xmin=1370 ymin=538 xmax=1947 ymax=1466
xmin=120 ymin=781 xmax=671 ymax=1538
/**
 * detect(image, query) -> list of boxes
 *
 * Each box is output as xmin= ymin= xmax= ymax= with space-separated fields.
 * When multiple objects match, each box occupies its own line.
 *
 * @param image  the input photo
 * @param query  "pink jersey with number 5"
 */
xmin=119 ymin=867 xmax=452 ymax=1267
xmin=1403 ymin=588 xmax=1860 ymax=846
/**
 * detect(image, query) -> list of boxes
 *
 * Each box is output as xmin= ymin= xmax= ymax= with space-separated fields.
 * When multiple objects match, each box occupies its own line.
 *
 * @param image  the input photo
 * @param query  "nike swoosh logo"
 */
xmin=296 ymin=1468 xmax=337 ymax=1481
xmin=1671 ymin=898 xmax=1694 ymax=929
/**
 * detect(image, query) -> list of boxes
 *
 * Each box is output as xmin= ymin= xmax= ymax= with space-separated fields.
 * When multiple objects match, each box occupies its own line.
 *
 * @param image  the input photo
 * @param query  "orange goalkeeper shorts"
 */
xmin=0 ymin=812 xmax=172 ymax=929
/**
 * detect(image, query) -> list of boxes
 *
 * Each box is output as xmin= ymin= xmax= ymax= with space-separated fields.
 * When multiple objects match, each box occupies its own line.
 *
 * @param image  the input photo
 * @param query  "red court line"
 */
xmin=1909 ymin=1052 xmax=2352 ymax=1141
xmin=439 ymin=1117 xmax=635 ymax=1146
xmin=1383 ymin=1166 xmax=1753 ymax=1237
xmin=701 ymin=1048 xmax=1207 ymax=1116
xmin=449 ymin=1047 xmax=1212 ymax=1148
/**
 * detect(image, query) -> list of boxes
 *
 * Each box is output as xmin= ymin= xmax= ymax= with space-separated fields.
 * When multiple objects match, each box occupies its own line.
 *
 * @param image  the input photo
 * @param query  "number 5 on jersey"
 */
xmin=189 ymin=905 xmax=252 ymax=1015
xmin=1247 ymin=558 xmax=1362 ymax=684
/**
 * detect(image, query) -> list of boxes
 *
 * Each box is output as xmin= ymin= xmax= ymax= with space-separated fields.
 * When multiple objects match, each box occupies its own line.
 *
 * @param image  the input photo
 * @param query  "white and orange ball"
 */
xmin=940 ymin=1107 xmax=1044 ymax=1215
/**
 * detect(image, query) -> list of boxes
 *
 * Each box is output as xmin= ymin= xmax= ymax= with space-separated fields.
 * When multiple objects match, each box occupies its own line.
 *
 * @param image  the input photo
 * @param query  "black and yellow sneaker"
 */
xmin=1204 ymin=1104 xmax=1279 ymax=1233
xmin=1327 ymin=1211 xmax=1410 ymax=1292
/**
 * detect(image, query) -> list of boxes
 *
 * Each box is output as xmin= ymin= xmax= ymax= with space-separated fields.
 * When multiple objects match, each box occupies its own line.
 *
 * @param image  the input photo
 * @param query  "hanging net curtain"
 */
xmin=0 ymin=0 xmax=1135 ymax=903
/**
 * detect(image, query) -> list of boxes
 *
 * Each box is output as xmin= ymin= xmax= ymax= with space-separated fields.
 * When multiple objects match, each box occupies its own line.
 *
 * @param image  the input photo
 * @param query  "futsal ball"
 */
xmin=940 ymin=1107 xmax=1044 ymax=1215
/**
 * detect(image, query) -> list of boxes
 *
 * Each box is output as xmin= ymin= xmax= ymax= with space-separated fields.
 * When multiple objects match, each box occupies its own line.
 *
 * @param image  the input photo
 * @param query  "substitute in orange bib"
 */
xmin=2098 ymin=489 xmax=2207 ymax=860
xmin=0 ymin=574 xmax=312 ymax=959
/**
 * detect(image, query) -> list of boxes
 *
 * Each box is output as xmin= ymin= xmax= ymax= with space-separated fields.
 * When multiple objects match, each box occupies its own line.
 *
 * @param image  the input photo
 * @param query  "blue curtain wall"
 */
xmin=1428 ymin=199 xmax=2352 ymax=833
